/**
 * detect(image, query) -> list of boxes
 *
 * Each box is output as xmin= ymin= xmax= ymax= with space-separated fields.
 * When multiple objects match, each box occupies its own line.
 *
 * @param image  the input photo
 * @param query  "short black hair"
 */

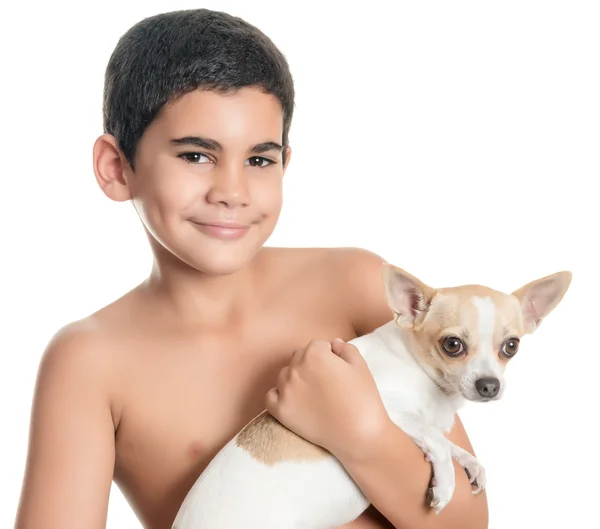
xmin=103 ymin=8 xmax=295 ymax=167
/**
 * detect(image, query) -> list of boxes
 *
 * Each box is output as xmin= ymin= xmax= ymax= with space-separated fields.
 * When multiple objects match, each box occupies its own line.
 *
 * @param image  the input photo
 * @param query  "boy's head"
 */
xmin=94 ymin=9 xmax=295 ymax=275
xmin=103 ymin=8 xmax=294 ymax=168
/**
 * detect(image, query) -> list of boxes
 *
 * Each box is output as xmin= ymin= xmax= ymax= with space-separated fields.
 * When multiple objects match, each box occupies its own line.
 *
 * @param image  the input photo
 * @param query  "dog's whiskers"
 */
xmin=432 ymin=375 xmax=458 ymax=396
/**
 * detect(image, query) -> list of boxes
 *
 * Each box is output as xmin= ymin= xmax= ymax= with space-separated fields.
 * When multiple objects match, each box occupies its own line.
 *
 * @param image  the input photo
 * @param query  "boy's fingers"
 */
xmin=277 ymin=365 xmax=291 ymax=387
xmin=331 ymin=338 xmax=347 ymax=357
xmin=331 ymin=338 xmax=361 ymax=364
xmin=289 ymin=347 xmax=305 ymax=365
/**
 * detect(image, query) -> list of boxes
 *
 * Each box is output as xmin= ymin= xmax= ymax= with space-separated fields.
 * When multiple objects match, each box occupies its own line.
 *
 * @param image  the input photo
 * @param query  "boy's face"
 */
xmin=124 ymin=87 xmax=289 ymax=275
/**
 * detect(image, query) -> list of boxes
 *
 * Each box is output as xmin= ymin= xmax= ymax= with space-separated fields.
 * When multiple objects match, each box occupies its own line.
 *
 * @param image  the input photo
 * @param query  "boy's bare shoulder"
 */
xmin=38 ymin=286 xmax=146 ymax=424
xmin=262 ymin=245 xmax=385 ymax=277
xmin=315 ymin=246 xmax=392 ymax=334
xmin=41 ymin=318 xmax=113 ymax=375
xmin=44 ymin=284 xmax=141 ymax=354
xmin=262 ymin=246 xmax=392 ymax=334
xmin=38 ymin=320 xmax=118 ymax=412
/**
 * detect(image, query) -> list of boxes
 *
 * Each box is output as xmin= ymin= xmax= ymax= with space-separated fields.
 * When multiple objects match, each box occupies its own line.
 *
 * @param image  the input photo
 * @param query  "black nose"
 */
xmin=475 ymin=377 xmax=500 ymax=398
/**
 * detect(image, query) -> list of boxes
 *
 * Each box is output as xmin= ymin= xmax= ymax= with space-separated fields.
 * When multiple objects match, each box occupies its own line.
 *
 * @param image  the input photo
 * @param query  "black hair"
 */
xmin=103 ymin=8 xmax=294 ymax=167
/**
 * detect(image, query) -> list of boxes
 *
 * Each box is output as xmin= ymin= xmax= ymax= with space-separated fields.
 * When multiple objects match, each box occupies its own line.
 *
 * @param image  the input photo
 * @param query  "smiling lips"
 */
xmin=189 ymin=219 xmax=252 ymax=240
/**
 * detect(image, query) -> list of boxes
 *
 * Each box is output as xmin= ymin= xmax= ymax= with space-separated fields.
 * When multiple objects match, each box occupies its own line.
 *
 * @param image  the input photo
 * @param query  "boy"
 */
xmin=14 ymin=8 xmax=488 ymax=529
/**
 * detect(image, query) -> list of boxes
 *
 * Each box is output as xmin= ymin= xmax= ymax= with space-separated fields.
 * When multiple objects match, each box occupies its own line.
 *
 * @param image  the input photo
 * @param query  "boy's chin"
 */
xmin=179 ymin=245 xmax=264 ymax=276
xmin=196 ymin=257 xmax=255 ymax=276
xmin=149 ymin=225 xmax=273 ymax=276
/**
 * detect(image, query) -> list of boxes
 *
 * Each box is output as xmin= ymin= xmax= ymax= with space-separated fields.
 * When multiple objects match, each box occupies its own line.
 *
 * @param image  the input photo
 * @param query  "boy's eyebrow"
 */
xmin=252 ymin=141 xmax=283 ymax=153
xmin=170 ymin=137 xmax=283 ymax=154
xmin=171 ymin=136 xmax=222 ymax=151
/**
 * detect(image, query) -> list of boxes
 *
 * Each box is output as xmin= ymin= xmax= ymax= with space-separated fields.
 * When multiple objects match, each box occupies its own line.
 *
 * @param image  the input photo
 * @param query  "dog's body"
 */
xmin=173 ymin=266 xmax=571 ymax=529
xmin=174 ymin=323 xmax=465 ymax=529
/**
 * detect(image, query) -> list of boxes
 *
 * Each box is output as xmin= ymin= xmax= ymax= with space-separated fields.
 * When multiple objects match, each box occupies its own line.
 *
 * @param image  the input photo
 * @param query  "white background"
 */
xmin=1 ymin=1 xmax=598 ymax=528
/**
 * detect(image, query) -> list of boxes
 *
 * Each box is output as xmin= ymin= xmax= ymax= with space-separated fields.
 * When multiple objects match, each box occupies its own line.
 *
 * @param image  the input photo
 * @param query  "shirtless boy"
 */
xmin=14 ymin=8 xmax=488 ymax=529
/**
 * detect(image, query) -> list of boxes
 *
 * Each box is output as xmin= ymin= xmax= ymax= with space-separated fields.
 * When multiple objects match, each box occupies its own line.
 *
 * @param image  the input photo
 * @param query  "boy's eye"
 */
xmin=179 ymin=152 xmax=210 ymax=164
xmin=246 ymin=156 xmax=273 ymax=167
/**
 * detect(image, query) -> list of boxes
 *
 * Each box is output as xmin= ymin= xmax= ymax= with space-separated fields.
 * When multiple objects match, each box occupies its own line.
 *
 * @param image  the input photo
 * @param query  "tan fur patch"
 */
xmin=235 ymin=410 xmax=329 ymax=464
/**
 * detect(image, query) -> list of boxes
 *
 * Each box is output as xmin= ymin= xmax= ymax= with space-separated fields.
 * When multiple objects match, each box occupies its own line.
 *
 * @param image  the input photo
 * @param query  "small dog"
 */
xmin=173 ymin=264 xmax=572 ymax=529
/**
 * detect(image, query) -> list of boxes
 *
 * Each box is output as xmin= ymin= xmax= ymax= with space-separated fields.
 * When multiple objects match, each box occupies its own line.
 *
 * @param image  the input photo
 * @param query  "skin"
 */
xmin=14 ymin=87 xmax=488 ymax=529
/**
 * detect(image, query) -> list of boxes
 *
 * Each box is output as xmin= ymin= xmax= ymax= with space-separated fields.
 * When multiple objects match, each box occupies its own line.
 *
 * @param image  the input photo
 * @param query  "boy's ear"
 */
xmin=511 ymin=271 xmax=572 ymax=334
xmin=93 ymin=134 xmax=132 ymax=202
xmin=282 ymin=145 xmax=292 ymax=174
xmin=381 ymin=264 xmax=436 ymax=328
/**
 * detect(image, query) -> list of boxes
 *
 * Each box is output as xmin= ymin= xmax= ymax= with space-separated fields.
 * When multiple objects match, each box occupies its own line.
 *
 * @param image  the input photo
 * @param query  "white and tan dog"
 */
xmin=173 ymin=264 xmax=572 ymax=529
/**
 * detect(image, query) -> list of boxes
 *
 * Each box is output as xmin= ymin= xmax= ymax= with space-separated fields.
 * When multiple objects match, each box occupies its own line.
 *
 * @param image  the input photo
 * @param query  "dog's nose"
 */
xmin=475 ymin=377 xmax=500 ymax=398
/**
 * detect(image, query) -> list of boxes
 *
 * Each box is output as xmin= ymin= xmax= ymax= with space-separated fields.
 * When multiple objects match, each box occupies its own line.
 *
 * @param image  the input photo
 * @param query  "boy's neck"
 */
xmin=142 ymin=246 xmax=262 ymax=329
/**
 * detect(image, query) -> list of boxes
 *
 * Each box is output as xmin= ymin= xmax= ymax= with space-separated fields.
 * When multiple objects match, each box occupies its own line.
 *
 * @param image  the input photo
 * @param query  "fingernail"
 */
xmin=333 ymin=337 xmax=344 ymax=343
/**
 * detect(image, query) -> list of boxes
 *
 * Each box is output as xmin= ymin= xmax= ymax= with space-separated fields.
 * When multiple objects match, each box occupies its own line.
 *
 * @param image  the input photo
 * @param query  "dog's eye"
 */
xmin=441 ymin=337 xmax=465 ymax=356
xmin=501 ymin=338 xmax=520 ymax=358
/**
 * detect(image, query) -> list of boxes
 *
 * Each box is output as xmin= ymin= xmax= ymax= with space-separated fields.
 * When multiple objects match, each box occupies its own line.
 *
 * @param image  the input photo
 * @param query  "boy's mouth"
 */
xmin=189 ymin=219 xmax=251 ymax=240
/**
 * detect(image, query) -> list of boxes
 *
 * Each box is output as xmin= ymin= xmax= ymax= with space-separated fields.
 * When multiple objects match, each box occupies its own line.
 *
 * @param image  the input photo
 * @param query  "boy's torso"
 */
xmin=86 ymin=247 xmax=392 ymax=529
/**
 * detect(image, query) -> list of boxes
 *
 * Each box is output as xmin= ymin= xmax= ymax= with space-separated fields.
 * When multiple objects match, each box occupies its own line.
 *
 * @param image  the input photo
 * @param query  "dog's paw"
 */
xmin=450 ymin=446 xmax=487 ymax=494
xmin=423 ymin=446 xmax=455 ymax=514
xmin=463 ymin=457 xmax=486 ymax=494
xmin=394 ymin=413 xmax=456 ymax=514
xmin=427 ymin=482 xmax=454 ymax=515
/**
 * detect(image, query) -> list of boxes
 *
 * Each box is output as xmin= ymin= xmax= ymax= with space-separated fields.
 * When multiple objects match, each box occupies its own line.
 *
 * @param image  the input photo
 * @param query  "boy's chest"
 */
xmin=111 ymin=312 xmax=356 ymax=526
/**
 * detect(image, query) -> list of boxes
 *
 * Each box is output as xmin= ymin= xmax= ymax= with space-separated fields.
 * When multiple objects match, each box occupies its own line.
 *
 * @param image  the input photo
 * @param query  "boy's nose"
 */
xmin=207 ymin=170 xmax=250 ymax=208
xmin=475 ymin=377 xmax=500 ymax=398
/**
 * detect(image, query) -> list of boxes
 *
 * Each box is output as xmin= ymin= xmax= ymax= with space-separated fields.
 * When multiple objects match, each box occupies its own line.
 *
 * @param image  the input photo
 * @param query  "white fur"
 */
xmin=173 ymin=441 xmax=367 ymax=529
xmin=473 ymin=296 xmax=495 ymax=354
xmin=173 ymin=321 xmax=476 ymax=529
xmin=455 ymin=296 xmax=505 ymax=401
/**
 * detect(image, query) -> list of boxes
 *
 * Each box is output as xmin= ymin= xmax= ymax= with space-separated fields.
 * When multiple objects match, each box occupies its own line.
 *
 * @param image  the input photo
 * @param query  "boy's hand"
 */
xmin=265 ymin=338 xmax=393 ymax=463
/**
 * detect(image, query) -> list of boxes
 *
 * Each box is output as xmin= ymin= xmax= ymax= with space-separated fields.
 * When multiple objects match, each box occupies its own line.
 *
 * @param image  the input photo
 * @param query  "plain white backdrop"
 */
xmin=1 ymin=1 xmax=598 ymax=528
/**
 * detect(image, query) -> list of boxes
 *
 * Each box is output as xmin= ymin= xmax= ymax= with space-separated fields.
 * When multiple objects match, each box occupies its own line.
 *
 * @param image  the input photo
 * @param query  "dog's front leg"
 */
xmin=393 ymin=413 xmax=455 ymax=514
xmin=449 ymin=443 xmax=486 ymax=494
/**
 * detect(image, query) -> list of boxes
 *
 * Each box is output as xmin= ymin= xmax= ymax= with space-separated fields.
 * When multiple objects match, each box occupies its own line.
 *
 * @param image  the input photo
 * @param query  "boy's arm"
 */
xmin=339 ymin=247 xmax=489 ymax=529
xmin=14 ymin=324 xmax=116 ymax=529
xmin=336 ymin=413 xmax=488 ymax=529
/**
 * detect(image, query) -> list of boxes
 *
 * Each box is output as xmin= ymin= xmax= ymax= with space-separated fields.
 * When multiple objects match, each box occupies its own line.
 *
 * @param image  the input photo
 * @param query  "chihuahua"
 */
xmin=173 ymin=264 xmax=572 ymax=529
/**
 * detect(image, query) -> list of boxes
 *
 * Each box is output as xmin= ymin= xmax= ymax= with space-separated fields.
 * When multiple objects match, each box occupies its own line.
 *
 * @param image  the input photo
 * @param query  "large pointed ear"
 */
xmin=381 ymin=264 xmax=436 ymax=328
xmin=511 ymin=271 xmax=572 ymax=334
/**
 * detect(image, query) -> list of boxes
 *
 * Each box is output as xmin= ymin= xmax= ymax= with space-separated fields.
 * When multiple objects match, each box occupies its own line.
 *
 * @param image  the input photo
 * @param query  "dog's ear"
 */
xmin=382 ymin=264 xmax=436 ymax=328
xmin=512 ymin=271 xmax=572 ymax=334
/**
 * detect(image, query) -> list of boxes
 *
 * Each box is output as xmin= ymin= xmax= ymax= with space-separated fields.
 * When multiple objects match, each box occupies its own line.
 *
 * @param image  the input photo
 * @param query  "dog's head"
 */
xmin=382 ymin=264 xmax=572 ymax=402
